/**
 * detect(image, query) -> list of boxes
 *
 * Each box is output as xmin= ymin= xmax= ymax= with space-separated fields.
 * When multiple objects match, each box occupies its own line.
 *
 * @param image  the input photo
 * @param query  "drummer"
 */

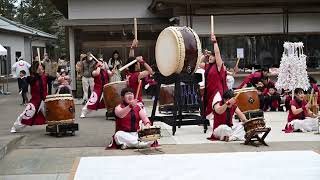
xmin=198 ymin=34 xmax=228 ymax=123
xmin=10 ymin=61 xmax=50 ymax=133
xmin=285 ymin=88 xmax=319 ymax=133
xmin=237 ymin=67 xmax=270 ymax=89
xmin=208 ymin=89 xmax=248 ymax=141
xmin=80 ymin=58 xmax=114 ymax=118
xmin=108 ymin=87 xmax=154 ymax=150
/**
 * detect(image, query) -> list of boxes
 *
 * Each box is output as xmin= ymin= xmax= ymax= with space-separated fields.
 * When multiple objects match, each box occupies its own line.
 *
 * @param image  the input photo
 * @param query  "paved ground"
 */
xmin=0 ymin=81 xmax=319 ymax=179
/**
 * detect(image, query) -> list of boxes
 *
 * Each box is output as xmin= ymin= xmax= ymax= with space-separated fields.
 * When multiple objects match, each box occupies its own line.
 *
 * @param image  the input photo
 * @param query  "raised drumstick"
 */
xmin=135 ymin=79 xmax=142 ymax=99
xmin=89 ymin=53 xmax=100 ymax=63
xmin=119 ymin=59 xmax=137 ymax=72
xmin=37 ymin=48 xmax=41 ymax=63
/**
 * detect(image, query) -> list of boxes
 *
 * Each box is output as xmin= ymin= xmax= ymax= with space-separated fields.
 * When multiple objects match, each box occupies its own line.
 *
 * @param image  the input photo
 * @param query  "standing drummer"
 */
xmin=80 ymin=58 xmax=114 ymax=118
xmin=10 ymin=61 xmax=50 ymax=133
xmin=199 ymin=34 xmax=228 ymax=124
xmin=108 ymin=88 xmax=153 ymax=150
xmin=209 ymin=89 xmax=248 ymax=141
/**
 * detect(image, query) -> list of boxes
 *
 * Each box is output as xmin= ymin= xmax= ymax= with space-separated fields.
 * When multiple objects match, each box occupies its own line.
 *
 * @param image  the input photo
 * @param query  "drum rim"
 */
xmin=188 ymin=27 xmax=202 ymax=73
xmin=234 ymin=87 xmax=257 ymax=92
xmin=45 ymin=97 xmax=74 ymax=102
xmin=46 ymin=94 xmax=72 ymax=98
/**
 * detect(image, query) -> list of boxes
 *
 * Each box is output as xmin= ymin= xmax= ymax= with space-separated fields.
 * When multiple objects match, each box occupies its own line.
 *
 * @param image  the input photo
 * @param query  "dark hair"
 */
xmin=60 ymin=71 xmax=68 ymax=76
xmin=127 ymin=57 xmax=137 ymax=73
xmin=294 ymin=88 xmax=304 ymax=95
xmin=30 ymin=61 xmax=45 ymax=75
xmin=309 ymin=76 xmax=317 ymax=84
xmin=223 ymin=89 xmax=235 ymax=100
xmin=20 ymin=70 xmax=26 ymax=75
xmin=121 ymin=87 xmax=135 ymax=97
xmin=261 ymin=67 xmax=269 ymax=73
xmin=59 ymin=86 xmax=71 ymax=94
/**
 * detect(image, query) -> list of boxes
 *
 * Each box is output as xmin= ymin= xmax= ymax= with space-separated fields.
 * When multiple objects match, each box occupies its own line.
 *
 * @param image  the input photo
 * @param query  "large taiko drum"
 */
xmin=45 ymin=94 xmax=75 ymax=125
xmin=103 ymin=81 xmax=128 ymax=112
xmin=234 ymin=87 xmax=260 ymax=112
xmin=155 ymin=26 xmax=202 ymax=76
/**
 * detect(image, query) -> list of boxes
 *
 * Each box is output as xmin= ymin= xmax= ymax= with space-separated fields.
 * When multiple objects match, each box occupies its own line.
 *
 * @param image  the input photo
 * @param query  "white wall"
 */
xmin=68 ymin=0 xmax=156 ymax=19
xmin=289 ymin=13 xmax=320 ymax=33
xmin=181 ymin=13 xmax=320 ymax=35
xmin=0 ymin=33 xmax=25 ymax=74
xmin=31 ymin=40 xmax=46 ymax=47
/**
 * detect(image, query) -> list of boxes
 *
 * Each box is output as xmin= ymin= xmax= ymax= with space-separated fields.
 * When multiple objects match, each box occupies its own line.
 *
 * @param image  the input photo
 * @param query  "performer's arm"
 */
xmin=235 ymin=107 xmax=247 ymax=122
xmin=114 ymin=104 xmax=132 ymax=118
xmin=137 ymin=57 xmax=154 ymax=79
xmin=211 ymin=34 xmax=223 ymax=71
xmin=139 ymin=109 xmax=151 ymax=127
xmin=291 ymin=104 xmax=309 ymax=115
xmin=214 ymin=98 xmax=236 ymax=114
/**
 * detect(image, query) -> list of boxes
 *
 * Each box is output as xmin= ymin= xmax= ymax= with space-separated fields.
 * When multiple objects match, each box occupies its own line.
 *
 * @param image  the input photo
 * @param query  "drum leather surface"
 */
xmin=235 ymin=90 xmax=260 ymax=112
xmin=45 ymin=98 xmax=75 ymax=123
xmin=103 ymin=82 xmax=127 ymax=112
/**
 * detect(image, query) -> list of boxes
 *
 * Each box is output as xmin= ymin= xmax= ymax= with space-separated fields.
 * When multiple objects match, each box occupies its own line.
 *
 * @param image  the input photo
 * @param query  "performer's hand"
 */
xmin=227 ymin=98 xmax=236 ymax=107
xmin=145 ymin=122 xmax=151 ymax=128
xmin=130 ymin=99 xmax=138 ymax=108
xmin=211 ymin=34 xmax=217 ymax=42
xmin=131 ymin=39 xmax=138 ymax=48
xmin=305 ymin=103 xmax=310 ymax=109
xmin=136 ymin=56 xmax=144 ymax=63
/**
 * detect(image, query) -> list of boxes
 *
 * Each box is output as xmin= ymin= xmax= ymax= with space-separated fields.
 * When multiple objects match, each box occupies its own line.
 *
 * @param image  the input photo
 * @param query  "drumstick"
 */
xmin=235 ymin=58 xmax=240 ymax=68
xmin=134 ymin=18 xmax=138 ymax=41
xmin=210 ymin=15 xmax=214 ymax=34
xmin=309 ymin=88 xmax=314 ymax=104
xmin=89 ymin=53 xmax=100 ymax=63
xmin=37 ymin=48 xmax=41 ymax=63
xmin=119 ymin=59 xmax=137 ymax=72
xmin=234 ymin=92 xmax=241 ymax=99
xmin=135 ymin=79 xmax=142 ymax=99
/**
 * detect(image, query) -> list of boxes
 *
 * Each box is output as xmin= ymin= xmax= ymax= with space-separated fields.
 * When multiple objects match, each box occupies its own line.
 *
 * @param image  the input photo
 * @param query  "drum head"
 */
xmin=156 ymin=27 xmax=183 ymax=77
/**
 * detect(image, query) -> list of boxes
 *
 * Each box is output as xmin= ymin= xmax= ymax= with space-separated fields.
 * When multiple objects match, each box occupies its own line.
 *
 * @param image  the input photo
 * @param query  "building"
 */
xmin=50 ymin=0 xmax=320 ymax=90
xmin=0 ymin=16 xmax=57 ymax=75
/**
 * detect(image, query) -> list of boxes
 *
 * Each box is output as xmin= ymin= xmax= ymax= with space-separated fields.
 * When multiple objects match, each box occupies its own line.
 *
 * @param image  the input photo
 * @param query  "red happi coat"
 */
xmin=115 ymin=104 xmax=142 ymax=132
xmin=311 ymin=83 xmax=320 ymax=105
xmin=204 ymin=63 xmax=228 ymax=116
xmin=87 ymin=69 xmax=109 ymax=110
xmin=21 ymin=74 xmax=48 ymax=126
xmin=237 ymin=71 xmax=263 ymax=89
xmin=128 ymin=72 xmax=143 ymax=102
xmin=212 ymin=101 xmax=237 ymax=130
xmin=287 ymin=99 xmax=309 ymax=123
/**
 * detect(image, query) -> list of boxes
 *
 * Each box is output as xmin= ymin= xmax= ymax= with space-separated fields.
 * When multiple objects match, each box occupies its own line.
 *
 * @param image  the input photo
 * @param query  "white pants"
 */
xmin=11 ymin=102 xmax=45 ymax=132
xmin=289 ymin=118 xmax=319 ymax=132
xmin=213 ymin=123 xmax=246 ymax=141
xmin=82 ymin=76 xmax=94 ymax=101
xmin=114 ymin=131 xmax=153 ymax=148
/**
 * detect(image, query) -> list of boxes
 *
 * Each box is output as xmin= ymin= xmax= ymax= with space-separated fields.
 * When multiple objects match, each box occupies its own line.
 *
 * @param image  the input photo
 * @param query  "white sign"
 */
xmin=237 ymin=48 xmax=244 ymax=58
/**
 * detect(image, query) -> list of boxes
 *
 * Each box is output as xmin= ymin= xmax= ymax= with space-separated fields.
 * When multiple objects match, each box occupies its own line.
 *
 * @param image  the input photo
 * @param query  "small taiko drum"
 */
xmin=45 ymin=94 xmax=75 ymax=125
xmin=159 ymin=84 xmax=175 ymax=107
xmin=103 ymin=81 xmax=127 ymax=112
xmin=243 ymin=117 xmax=266 ymax=135
xmin=234 ymin=87 xmax=260 ymax=112
xmin=138 ymin=126 xmax=161 ymax=142
xmin=155 ymin=26 xmax=202 ymax=76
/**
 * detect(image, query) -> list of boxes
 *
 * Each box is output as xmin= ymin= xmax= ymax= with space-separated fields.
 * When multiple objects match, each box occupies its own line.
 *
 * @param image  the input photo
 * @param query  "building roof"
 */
xmin=0 ymin=16 xmax=57 ymax=39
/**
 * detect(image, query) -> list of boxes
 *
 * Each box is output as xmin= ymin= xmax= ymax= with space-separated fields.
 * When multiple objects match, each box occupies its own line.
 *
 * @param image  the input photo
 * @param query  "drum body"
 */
xmin=234 ymin=88 xmax=260 ymax=112
xmin=243 ymin=118 xmax=266 ymax=134
xmin=103 ymin=81 xmax=127 ymax=112
xmin=45 ymin=94 xmax=75 ymax=125
xmin=155 ymin=26 xmax=202 ymax=76
xmin=159 ymin=84 xmax=175 ymax=106
xmin=138 ymin=126 xmax=161 ymax=142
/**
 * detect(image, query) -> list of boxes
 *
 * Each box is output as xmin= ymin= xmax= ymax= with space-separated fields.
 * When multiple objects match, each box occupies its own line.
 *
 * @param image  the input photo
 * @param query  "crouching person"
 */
xmin=285 ymin=88 xmax=319 ymax=133
xmin=108 ymin=88 xmax=154 ymax=150
xmin=209 ymin=89 xmax=248 ymax=141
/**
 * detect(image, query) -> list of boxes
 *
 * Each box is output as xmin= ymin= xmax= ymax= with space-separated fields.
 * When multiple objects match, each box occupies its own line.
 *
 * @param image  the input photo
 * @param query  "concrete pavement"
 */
xmin=0 ymin=81 xmax=320 ymax=179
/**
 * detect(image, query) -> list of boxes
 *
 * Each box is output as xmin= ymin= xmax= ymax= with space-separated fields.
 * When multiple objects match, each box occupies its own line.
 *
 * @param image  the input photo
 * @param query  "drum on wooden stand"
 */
xmin=155 ymin=26 xmax=202 ymax=77
xmin=159 ymin=84 xmax=175 ymax=107
xmin=45 ymin=94 xmax=75 ymax=125
xmin=138 ymin=126 xmax=161 ymax=142
xmin=234 ymin=87 xmax=260 ymax=112
xmin=243 ymin=117 xmax=266 ymax=135
xmin=103 ymin=81 xmax=128 ymax=112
